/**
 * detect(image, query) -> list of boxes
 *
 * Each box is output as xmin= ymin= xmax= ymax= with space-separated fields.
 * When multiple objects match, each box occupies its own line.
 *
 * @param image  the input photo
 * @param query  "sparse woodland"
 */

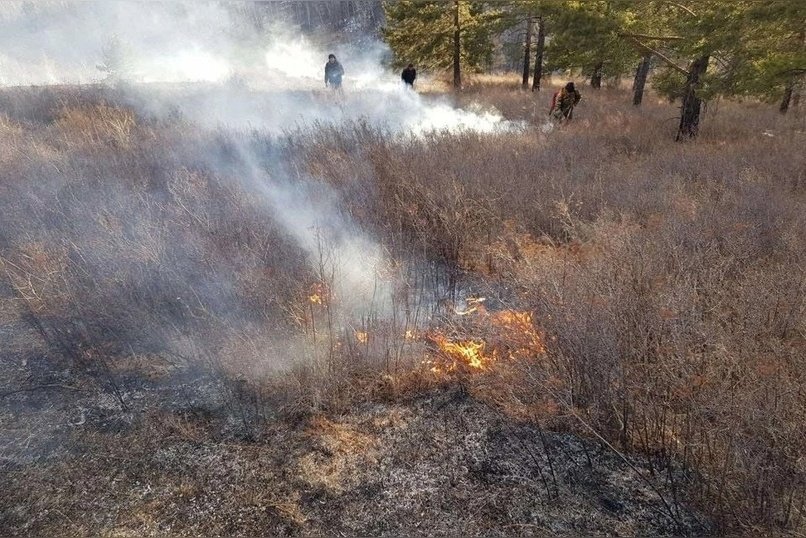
xmin=1 ymin=1 xmax=805 ymax=537
xmin=385 ymin=0 xmax=805 ymax=135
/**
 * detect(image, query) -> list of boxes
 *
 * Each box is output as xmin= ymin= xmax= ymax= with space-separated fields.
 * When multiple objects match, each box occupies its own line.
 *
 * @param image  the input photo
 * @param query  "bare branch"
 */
xmin=664 ymin=1 xmax=697 ymax=17
xmin=622 ymin=36 xmax=688 ymax=76
xmin=619 ymin=32 xmax=683 ymax=41
xmin=777 ymin=67 xmax=806 ymax=76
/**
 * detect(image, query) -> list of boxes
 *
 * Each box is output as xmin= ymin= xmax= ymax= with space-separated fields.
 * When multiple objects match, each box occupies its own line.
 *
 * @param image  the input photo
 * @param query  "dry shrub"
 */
xmin=484 ymin=195 xmax=804 ymax=531
xmin=293 ymin=87 xmax=804 ymax=532
xmin=55 ymin=103 xmax=136 ymax=149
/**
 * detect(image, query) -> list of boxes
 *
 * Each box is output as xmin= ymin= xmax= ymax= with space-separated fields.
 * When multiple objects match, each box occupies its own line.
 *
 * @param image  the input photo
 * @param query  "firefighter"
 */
xmin=324 ymin=54 xmax=344 ymax=90
xmin=401 ymin=63 xmax=417 ymax=87
xmin=549 ymin=82 xmax=582 ymax=122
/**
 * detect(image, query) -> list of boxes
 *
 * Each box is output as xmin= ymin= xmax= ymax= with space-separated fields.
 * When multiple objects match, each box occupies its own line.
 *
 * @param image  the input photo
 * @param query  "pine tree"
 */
xmin=532 ymin=14 xmax=546 ymax=91
xmin=383 ymin=0 xmax=502 ymax=87
xmin=615 ymin=1 xmax=805 ymax=136
xmin=96 ymin=36 xmax=134 ymax=83
xmin=667 ymin=1 xmax=804 ymax=135
xmin=727 ymin=2 xmax=806 ymax=114
xmin=545 ymin=0 xmax=638 ymax=89
xmin=521 ymin=15 xmax=533 ymax=89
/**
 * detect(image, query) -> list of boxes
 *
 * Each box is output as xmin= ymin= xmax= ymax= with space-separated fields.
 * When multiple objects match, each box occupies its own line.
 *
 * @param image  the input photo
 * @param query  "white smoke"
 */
xmin=140 ymin=48 xmax=230 ymax=84
xmin=0 ymin=0 xmax=519 ymax=323
xmin=257 ymin=31 xmax=521 ymax=135
xmin=254 ymin=171 xmax=393 ymax=315
xmin=264 ymin=37 xmax=323 ymax=82
xmin=0 ymin=2 xmax=522 ymax=135
xmin=0 ymin=1 xmax=237 ymax=85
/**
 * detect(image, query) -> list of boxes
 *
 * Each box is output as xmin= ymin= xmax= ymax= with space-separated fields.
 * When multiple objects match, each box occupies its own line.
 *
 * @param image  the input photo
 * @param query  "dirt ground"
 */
xmin=1 ymin=368 xmax=708 ymax=537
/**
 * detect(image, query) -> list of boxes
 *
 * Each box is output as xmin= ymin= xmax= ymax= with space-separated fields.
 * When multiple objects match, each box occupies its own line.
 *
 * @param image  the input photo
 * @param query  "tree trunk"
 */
xmin=590 ymin=61 xmax=604 ymax=89
xmin=676 ymin=55 xmax=710 ymax=140
xmin=453 ymin=0 xmax=461 ymax=89
xmin=780 ymin=80 xmax=794 ymax=114
xmin=532 ymin=16 xmax=545 ymax=92
xmin=521 ymin=16 xmax=533 ymax=89
xmin=780 ymin=30 xmax=804 ymax=114
xmin=632 ymin=53 xmax=652 ymax=106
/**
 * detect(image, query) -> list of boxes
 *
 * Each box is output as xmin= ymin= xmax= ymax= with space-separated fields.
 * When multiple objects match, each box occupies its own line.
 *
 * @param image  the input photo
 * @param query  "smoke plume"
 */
xmin=0 ymin=1 xmax=520 ymax=367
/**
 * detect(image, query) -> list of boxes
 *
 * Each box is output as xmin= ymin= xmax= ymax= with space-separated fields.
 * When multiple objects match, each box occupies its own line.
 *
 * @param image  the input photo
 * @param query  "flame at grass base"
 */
xmin=431 ymin=334 xmax=488 ymax=371
xmin=425 ymin=309 xmax=546 ymax=375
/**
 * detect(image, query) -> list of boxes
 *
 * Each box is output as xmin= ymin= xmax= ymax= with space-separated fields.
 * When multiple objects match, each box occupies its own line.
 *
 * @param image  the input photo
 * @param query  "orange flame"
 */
xmin=355 ymin=330 xmax=368 ymax=344
xmin=426 ymin=308 xmax=545 ymax=376
xmin=308 ymin=282 xmax=327 ymax=305
xmin=432 ymin=334 xmax=488 ymax=370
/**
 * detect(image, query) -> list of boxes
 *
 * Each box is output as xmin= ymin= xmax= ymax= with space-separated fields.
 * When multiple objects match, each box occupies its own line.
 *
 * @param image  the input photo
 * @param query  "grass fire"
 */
xmin=425 ymin=305 xmax=546 ymax=373
xmin=1 ymin=2 xmax=805 ymax=537
xmin=431 ymin=335 xmax=488 ymax=370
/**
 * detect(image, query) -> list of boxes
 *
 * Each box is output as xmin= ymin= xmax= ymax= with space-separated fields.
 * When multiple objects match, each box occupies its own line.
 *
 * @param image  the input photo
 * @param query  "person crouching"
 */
xmin=549 ymin=82 xmax=582 ymax=122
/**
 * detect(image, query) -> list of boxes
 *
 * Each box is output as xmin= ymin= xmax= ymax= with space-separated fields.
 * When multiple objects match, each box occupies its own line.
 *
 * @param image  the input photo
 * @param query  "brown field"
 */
xmin=0 ymin=81 xmax=804 ymax=536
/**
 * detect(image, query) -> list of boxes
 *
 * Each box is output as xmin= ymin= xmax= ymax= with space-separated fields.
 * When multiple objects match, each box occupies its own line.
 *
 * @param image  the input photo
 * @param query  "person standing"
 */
xmin=325 ymin=54 xmax=344 ymax=90
xmin=401 ymin=63 xmax=417 ymax=88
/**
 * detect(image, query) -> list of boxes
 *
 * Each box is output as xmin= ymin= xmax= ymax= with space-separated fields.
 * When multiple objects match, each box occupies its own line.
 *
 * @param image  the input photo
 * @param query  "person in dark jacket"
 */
xmin=401 ymin=64 xmax=416 ymax=87
xmin=324 ymin=54 xmax=344 ymax=89
xmin=549 ymin=82 xmax=582 ymax=122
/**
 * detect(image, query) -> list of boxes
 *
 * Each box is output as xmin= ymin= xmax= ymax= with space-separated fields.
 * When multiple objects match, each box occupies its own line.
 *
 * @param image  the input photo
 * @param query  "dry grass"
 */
xmin=0 ymin=82 xmax=804 ymax=535
xmin=283 ymin=85 xmax=806 ymax=533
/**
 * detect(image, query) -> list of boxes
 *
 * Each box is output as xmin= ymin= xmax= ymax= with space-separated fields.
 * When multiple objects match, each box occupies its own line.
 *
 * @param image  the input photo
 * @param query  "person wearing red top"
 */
xmin=549 ymin=82 xmax=582 ymax=122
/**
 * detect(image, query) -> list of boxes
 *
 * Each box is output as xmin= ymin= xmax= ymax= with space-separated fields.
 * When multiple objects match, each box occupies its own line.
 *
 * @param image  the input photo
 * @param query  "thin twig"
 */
xmin=1 ymin=383 xmax=81 ymax=398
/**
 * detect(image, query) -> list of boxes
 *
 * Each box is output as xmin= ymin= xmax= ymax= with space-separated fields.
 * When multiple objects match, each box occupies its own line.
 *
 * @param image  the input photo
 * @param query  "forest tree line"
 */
xmin=383 ymin=0 xmax=806 ymax=138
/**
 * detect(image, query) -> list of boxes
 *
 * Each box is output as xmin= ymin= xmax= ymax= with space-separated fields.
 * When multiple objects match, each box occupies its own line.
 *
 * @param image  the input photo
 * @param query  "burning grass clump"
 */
xmin=422 ymin=302 xmax=546 ymax=376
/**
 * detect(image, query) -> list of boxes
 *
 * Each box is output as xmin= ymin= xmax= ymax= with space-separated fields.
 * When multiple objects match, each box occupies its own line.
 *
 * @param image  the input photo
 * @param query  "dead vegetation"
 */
xmin=2 ymin=394 xmax=706 ymax=537
xmin=0 ymin=82 xmax=804 ymax=536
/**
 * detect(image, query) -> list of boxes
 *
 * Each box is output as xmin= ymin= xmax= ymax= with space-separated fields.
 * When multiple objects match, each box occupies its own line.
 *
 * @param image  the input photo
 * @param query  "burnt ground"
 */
xmin=1 ymin=348 xmax=710 ymax=537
